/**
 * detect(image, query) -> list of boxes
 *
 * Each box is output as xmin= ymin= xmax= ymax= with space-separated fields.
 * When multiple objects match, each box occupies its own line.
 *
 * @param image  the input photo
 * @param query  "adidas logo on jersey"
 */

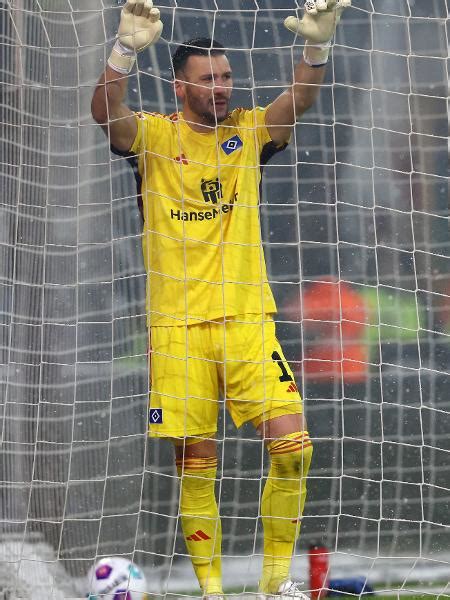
xmin=174 ymin=154 xmax=188 ymax=164
xmin=286 ymin=382 xmax=298 ymax=393
xmin=186 ymin=530 xmax=211 ymax=542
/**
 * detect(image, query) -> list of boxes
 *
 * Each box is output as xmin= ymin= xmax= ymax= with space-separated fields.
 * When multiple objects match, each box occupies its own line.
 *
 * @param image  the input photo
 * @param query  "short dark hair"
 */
xmin=171 ymin=38 xmax=226 ymax=77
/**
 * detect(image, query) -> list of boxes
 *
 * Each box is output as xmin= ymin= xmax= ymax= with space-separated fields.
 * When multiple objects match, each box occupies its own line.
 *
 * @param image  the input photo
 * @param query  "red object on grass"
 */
xmin=309 ymin=544 xmax=329 ymax=599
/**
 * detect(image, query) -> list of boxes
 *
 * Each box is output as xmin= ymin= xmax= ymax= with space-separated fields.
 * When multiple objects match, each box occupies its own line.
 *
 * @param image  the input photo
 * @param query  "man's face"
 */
xmin=175 ymin=54 xmax=233 ymax=125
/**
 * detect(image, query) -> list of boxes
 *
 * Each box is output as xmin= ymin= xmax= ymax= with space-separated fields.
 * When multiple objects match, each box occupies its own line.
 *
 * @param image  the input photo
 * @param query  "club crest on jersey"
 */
xmin=221 ymin=135 xmax=243 ymax=155
xmin=149 ymin=408 xmax=163 ymax=424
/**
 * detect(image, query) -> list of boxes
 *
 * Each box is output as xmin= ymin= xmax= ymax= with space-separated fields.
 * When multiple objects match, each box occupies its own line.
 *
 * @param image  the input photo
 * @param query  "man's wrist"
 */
xmin=108 ymin=39 xmax=136 ymax=74
xmin=303 ymin=39 xmax=331 ymax=67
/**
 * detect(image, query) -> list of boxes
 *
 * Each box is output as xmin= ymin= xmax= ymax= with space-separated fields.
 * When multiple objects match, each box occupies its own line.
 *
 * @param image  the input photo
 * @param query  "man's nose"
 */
xmin=214 ymin=78 xmax=229 ymax=92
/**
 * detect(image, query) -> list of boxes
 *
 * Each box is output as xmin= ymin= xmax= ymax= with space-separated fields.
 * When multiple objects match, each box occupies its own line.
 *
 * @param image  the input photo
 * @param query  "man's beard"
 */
xmin=186 ymin=91 xmax=229 ymax=126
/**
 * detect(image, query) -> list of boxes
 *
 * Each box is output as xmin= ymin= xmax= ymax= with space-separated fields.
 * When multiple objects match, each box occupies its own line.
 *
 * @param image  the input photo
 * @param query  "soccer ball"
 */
xmin=86 ymin=557 xmax=147 ymax=600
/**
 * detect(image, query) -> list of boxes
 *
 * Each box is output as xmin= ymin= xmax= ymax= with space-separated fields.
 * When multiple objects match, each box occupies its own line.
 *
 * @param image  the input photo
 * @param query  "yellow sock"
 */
xmin=177 ymin=457 xmax=223 ymax=595
xmin=259 ymin=431 xmax=313 ymax=594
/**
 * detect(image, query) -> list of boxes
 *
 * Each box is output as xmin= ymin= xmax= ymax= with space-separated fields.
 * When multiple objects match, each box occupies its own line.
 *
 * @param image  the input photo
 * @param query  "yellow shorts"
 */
xmin=148 ymin=314 xmax=302 ymax=438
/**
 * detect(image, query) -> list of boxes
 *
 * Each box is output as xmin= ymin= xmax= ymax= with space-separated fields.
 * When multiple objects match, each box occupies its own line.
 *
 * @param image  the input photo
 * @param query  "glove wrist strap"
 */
xmin=108 ymin=40 xmax=136 ymax=74
xmin=303 ymin=39 xmax=331 ymax=67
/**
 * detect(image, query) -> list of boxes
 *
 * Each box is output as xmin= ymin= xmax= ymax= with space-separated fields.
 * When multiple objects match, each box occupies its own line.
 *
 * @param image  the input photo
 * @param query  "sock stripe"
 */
xmin=272 ymin=434 xmax=310 ymax=445
xmin=270 ymin=435 xmax=310 ymax=448
xmin=270 ymin=436 xmax=306 ymax=449
xmin=268 ymin=432 xmax=311 ymax=455
xmin=176 ymin=457 xmax=218 ymax=471
xmin=269 ymin=440 xmax=313 ymax=455
xmin=176 ymin=459 xmax=218 ymax=466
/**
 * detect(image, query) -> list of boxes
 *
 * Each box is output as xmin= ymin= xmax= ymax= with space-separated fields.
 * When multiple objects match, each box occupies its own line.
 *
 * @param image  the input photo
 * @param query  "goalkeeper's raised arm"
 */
xmin=91 ymin=0 xmax=163 ymax=151
xmin=266 ymin=0 xmax=351 ymax=146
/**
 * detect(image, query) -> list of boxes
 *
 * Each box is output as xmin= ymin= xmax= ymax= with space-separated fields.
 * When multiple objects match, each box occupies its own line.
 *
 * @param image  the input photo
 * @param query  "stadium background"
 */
xmin=1 ymin=0 xmax=448 ymax=593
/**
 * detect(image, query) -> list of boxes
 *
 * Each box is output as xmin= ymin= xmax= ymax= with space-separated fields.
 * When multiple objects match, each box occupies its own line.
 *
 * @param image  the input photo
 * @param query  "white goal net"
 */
xmin=1 ymin=0 xmax=448 ymax=597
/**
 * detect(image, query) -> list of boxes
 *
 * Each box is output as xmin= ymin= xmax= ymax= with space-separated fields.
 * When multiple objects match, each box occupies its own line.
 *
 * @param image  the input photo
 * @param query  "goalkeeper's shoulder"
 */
xmin=136 ymin=110 xmax=183 ymax=133
xmin=136 ymin=110 xmax=177 ymax=121
xmin=227 ymin=106 xmax=267 ymax=123
xmin=125 ymin=109 xmax=180 ymax=151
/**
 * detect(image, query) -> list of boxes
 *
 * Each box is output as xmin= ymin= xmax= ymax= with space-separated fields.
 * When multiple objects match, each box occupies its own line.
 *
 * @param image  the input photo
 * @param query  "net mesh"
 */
xmin=0 ymin=0 xmax=449 ymax=596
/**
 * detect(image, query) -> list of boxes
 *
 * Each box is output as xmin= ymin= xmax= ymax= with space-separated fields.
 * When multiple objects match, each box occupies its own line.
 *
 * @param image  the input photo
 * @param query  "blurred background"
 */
xmin=0 ymin=0 xmax=448 ymax=595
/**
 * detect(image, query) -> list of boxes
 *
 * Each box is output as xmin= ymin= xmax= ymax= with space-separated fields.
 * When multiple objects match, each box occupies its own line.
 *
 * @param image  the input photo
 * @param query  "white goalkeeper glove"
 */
xmin=284 ymin=0 xmax=351 ymax=67
xmin=108 ymin=0 xmax=163 ymax=74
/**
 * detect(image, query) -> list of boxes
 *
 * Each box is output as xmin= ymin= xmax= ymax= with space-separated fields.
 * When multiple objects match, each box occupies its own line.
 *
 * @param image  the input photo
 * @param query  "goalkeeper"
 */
xmin=92 ymin=1 xmax=350 ymax=598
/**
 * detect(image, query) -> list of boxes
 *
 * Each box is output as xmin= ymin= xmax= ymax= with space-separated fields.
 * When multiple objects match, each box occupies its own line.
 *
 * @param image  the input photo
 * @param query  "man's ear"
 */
xmin=174 ymin=79 xmax=185 ymax=102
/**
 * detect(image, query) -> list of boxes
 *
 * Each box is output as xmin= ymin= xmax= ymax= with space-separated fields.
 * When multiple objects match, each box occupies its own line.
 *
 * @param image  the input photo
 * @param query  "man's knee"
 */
xmin=257 ymin=412 xmax=307 ymax=442
xmin=173 ymin=435 xmax=217 ymax=461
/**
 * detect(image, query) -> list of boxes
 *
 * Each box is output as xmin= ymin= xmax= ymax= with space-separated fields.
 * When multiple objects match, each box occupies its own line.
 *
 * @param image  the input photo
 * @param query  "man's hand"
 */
xmin=284 ymin=0 xmax=351 ymax=44
xmin=108 ymin=0 xmax=163 ymax=74
xmin=117 ymin=0 xmax=163 ymax=52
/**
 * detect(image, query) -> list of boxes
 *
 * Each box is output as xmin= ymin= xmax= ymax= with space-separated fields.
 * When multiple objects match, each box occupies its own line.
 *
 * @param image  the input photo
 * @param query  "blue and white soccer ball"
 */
xmin=86 ymin=557 xmax=147 ymax=600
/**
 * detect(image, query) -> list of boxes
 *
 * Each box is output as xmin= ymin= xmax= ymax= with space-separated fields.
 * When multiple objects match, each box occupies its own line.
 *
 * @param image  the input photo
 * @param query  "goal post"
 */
xmin=1 ymin=0 xmax=449 ymax=597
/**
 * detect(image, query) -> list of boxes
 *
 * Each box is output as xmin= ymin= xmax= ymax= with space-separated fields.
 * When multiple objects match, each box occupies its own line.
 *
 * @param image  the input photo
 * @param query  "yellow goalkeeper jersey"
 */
xmin=128 ymin=106 xmax=284 ymax=326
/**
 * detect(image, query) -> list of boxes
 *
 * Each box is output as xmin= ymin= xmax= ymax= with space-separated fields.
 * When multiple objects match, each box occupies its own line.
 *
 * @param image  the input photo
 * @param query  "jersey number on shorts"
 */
xmin=271 ymin=350 xmax=293 ymax=382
